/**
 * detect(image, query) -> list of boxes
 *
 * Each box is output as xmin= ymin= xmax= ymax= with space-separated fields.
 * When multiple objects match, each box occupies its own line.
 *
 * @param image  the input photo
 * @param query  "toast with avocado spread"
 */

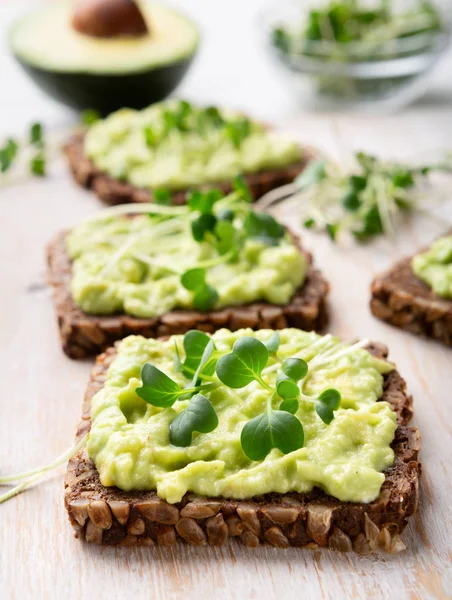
xmin=64 ymin=101 xmax=313 ymax=205
xmin=65 ymin=329 xmax=420 ymax=551
xmin=371 ymin=235 xmax=452 ymax=346
xmin=47 ymin=192 xmax=329 ymax=358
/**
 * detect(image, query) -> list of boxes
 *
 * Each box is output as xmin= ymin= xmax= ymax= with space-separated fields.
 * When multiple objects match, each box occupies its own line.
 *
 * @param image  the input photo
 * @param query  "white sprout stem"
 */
xmin=262 ymin=333 xmax=334 ymax=375
xmin=132 ymin=252 xmax=182 ymax=274
xmin=374 ymin=176 xmax=394 ymax=238
xmin=99 ymin=235 xmax=136 ymax=277
xmin=0 ymin=434 xmax=88 ymax=504
xmin=310 ymin=338 xmax=370 ymax=370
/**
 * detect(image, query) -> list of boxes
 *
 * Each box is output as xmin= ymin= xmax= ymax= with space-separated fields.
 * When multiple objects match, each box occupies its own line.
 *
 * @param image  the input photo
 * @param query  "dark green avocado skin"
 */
xmin=14 ymin=55 xmax=196 ymax=115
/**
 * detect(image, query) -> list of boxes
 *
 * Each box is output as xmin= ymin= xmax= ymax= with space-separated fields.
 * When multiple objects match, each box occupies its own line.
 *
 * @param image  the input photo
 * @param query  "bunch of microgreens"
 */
xmin=136 ymin=329 xmax=343 ymax=460
xmin=287 ymin=151 xmax=451 ymax=243
xmin=99 ymin=177 xmax=286 ymax=311
xmin=0 ymin=122 xmax=46 ymax=177
xmin=142 ymin=100 xmax=253 ymax=150
xmin=272 ymin=0 xmax=443 ymax=60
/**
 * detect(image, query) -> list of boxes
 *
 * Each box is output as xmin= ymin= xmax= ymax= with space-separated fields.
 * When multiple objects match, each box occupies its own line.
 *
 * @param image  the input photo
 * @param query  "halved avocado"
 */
xmin=8 ymin=1 xmax=199 ymax=114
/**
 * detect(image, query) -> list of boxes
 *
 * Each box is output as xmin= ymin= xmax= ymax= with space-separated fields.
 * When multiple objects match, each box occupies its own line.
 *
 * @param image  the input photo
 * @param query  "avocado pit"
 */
xmin=71 ymin=0 xmax=149 ymax=38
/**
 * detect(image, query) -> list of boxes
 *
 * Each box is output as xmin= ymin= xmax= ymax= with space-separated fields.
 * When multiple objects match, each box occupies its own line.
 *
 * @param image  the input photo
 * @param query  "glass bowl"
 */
xmin=260 ymin=1 xmax=452 ymax=111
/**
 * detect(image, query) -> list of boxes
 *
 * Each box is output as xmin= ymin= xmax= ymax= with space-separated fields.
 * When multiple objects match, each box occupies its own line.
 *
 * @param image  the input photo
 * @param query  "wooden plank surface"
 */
xmin=0 ymin=113 xmax=451 ymax=600
xmin=1 ymin=2 xmax=452 ymax=598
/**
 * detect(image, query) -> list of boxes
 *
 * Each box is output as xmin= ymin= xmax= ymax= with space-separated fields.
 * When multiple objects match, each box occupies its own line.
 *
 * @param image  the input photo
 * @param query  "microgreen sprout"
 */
xmin=1 ymin=121 xmax=47 ymax=178
xmin=169 ymin=394 xmax=219 ymax=447
xmin=0 ymin=433 xmax=88 ymax=504
xmin=0 ymin=138 xmax=18 ymax=173
xmin=181 ymin=268 xmax=219 ymax=311
xmin=281 ymin=152 xmax=451 ymax=243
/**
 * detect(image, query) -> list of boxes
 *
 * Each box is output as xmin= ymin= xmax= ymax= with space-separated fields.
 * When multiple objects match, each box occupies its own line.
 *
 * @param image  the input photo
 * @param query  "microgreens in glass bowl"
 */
xmin=261 ymin=0 xmax=451 ymax=111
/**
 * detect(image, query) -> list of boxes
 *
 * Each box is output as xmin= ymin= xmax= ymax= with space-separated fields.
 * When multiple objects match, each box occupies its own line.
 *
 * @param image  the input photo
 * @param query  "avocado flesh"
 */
xmin=9 ymin=2 xmax=198 ymax=74
xmin=8 ymin=2 xmax=199 ymax=113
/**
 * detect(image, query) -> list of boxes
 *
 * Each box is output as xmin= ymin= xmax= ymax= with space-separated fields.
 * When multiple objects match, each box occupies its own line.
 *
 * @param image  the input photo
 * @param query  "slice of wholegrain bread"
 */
xmin=46 ymin=231 xmax=329 ymax=359
xmin=370 ymin=255 xmax=452 ymax=347
xmin=64 ymin=132 xmax=314 ymax=206
xmin=64 ymin=341 xmax=421 ymax=552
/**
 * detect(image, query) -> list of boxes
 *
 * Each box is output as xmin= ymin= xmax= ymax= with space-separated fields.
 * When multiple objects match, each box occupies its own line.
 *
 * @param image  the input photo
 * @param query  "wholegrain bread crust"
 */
xmin=64 ymin=132 xmax=314 ymax=206
xmin=47 ymin=231 xmax=329 ymax=359
xmin=370 ymin=256 xmax=452 ymax=347
xmin=64 ymin=342 xmax=421 ymax=552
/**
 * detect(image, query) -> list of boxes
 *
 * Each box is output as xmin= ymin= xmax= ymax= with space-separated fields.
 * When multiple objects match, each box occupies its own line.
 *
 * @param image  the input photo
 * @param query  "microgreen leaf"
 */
xmin=136 ymin=363 xmax=182 ymax=408
xmin=245 ymin=211 xmax=285 ymax=244
xmin=281 ymin=358 xmax=308 ymax=382
xmin=0 ymin=138 xmax=18 ymax=173
xmin=169 ymin=394 xmax=219 ymax=447
xmin=233 ymin=175 xmax=252 ymax=203
xmin=225 ymin=118 xmax=251 ymax=149
xmin=304 ymin=217 xmax=316 ymax=229
xmin=352 ymin=205 xmax=383 ymax=240
xmin=30 ymin=153 xmax=46 ymax=177
xmin=295 ymin=159 xmax=327 ymax=190
xmin=182 ymin=330 xmax=211 ymax=374
xmin=263 ymin=331 xmax=280 ymax=353
xmin=279 ymin=397 xmax=299 ymax=414
xmin=392 ymin=169 xmax=414 ymax=189
xmin=326 ymin=223 xmax=339 ymax=241
xmin=181 ymin=269 xmax=219 ymax=311
xmin=216 ymin=337 xmax=269 ymax=389
xmin=191 ymin=213 xmax=217 ymax=241
xmin=144 ymin=125 xmax=158 ymax=148
xmin=204 ymin=106 xmax=224 ymax=127
xmin=342 ymin=188 xmax=361 ymax=212
xmin=349 ymin=175 xmax=367 ymax=192
xmin=182 ymin=330 xmax=216 ymax=381
xmin=315 ymin=388 xmax=341 ymax=424
xmin=276 ymin=375 xmax=300 ymax=402
xmin=193 ymin=284 xmax=219 ymax=311
xmin=188 ymin=189 xmax=222 ymax=214
xmin=214 ymin=220 xmax=236 ymax=255
xmin=153 ymin=188 xmax=172 ymax=205
xmin=240 ymin=410 xmax=304 ymax=461
xmin=29 ymin=122 xmax=43 ymax=146
xmin=217 ymin=208 xmax=234 ymax=222
xmin=190 ymin=339 xmax=215 ymax=386
xmin=181 ymin=268 xmax=205 ymax=291
xmin=81 ymin=109 xmax=100 ymax=127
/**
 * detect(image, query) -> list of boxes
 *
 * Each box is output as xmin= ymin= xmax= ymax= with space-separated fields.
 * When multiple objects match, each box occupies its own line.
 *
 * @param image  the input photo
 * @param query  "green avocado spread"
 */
xmin=84 ymin=101 xmax=302 ymax=190
xmin=87 ymin=329 xmax=396 ymax=504
xmin=66 ymin=207 xmax=306 ymax=317
xmin=412 ymin=235 xmax=452 ymax=299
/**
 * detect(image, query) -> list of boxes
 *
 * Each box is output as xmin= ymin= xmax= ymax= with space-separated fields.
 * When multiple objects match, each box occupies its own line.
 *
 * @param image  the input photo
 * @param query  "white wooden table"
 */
xmin=1 ymin=2 xmax=452 ymax=599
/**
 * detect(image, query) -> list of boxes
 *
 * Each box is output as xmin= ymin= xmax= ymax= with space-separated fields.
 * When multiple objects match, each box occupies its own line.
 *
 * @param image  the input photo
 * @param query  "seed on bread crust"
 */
xmin=306 ymin=505 xmax=334 ymax=546
xmin=136 ymin=500 xmax=179 ymax=524
xmin=206 ymin=514 xmax=229 ymax=546
xmin=176 ymin=518 xmax=207 ymax=545
xmin=264 ymin=526 xmax=290 ymax=548
xmin=87 ymin=500 xmax=112 ymax=529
